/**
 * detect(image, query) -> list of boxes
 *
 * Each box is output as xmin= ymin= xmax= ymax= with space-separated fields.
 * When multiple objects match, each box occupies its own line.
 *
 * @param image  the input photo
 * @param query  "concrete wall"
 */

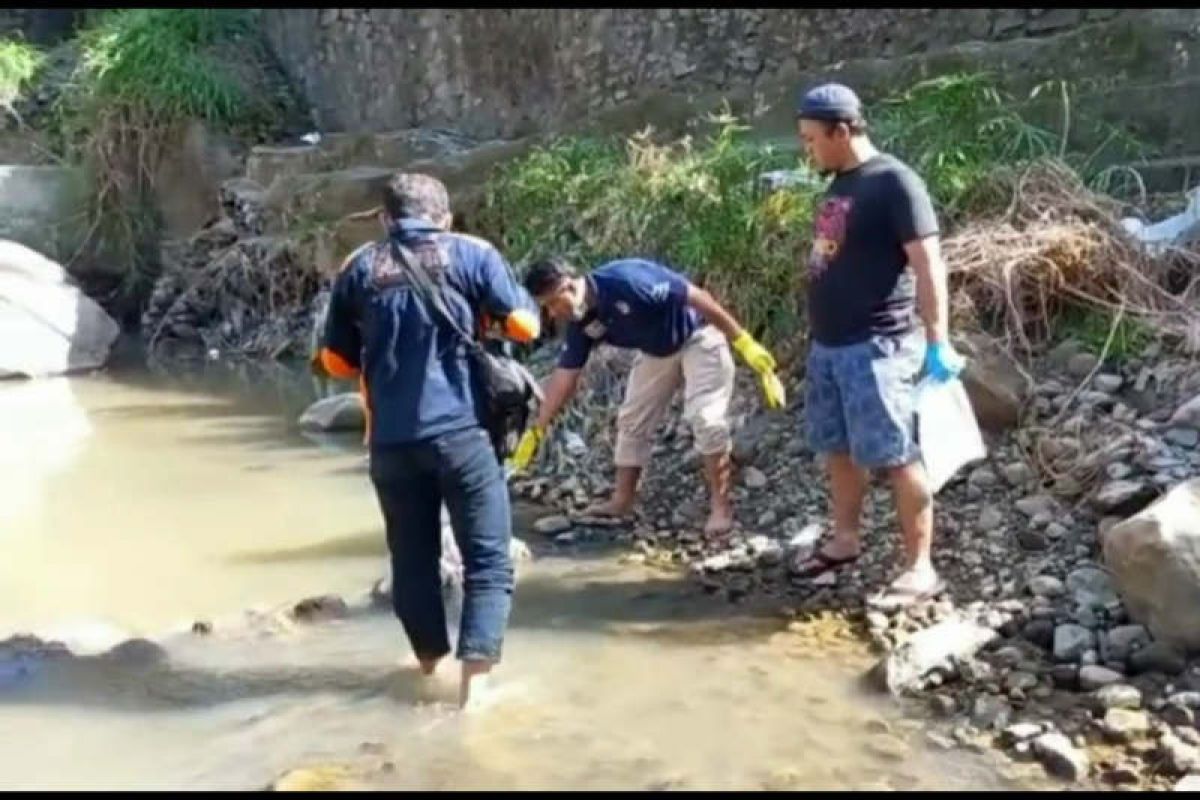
xmin=261 ymin=8 xmax=1126 ymax=139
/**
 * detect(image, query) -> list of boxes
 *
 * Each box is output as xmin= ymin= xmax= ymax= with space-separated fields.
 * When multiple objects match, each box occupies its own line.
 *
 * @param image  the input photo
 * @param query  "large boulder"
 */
xmin=0 ymin=240 xmax=120 ymax=378
xmin=1103 ymin=479 xmax=1200 ymax=651
xmin=958 ymin=334 xmax=1033 ymax=432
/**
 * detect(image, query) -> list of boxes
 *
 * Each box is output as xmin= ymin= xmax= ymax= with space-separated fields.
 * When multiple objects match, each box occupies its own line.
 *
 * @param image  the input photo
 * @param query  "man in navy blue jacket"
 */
xmin=315 ymin=173 xmax=540 ymax=709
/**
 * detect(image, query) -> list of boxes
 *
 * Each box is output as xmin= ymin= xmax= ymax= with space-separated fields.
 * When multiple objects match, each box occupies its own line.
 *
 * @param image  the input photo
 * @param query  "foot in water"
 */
xmin=459 ymin=660 xmax=498 ymax=713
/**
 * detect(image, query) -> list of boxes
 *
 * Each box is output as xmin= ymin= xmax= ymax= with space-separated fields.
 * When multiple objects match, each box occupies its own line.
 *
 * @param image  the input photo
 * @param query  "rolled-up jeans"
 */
xmin=369 ymin=425 xmax=513 ymax=662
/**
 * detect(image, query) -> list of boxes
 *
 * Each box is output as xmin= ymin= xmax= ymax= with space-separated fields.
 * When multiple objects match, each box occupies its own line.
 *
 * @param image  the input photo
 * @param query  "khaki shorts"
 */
xmin=614 ymin=325 xmax=735 ymax=467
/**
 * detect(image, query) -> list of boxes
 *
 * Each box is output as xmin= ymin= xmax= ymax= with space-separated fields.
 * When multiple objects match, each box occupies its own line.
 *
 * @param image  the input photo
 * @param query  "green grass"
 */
xmin=1059 ymin=307 xmax=1157 ymax=364
xmin=50 ymin=9 xmax=279 ymax=313
xmin=0 ymin=38 xmax=45 ymax=111
xmin=68 ymin=9 xmax=260 ymax=126
xmin=478 ymin=108 xmax=819 ymax=341
xmin=478 ymin=74 xmax=1151 ymax=345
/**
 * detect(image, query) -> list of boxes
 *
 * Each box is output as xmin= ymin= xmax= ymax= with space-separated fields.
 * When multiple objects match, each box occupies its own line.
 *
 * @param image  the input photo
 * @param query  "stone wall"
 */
xmin=261 ymin=8 xmax=1123 ymax=139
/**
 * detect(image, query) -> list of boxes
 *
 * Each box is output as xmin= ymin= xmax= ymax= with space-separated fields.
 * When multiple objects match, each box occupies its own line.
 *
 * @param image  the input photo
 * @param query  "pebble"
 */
xmin=1094 ymin=683 xmax=1142 ymax=710
xmin=1130 ymin=642 xmax=1187 ymax=676
xmin=1079 ymin=665 xmax=1125 ymax=691
xmin=978 ymin=506 xmax=1004 ymax=531
xmin=1102 ymin=708 xmax=1151 ymax=742
xmin=1166 ymin=428 xmax=1200 ymax=448
xmin=743 ymin=467 xmax=768 ymax=489
xmin=1029 ymin=575 xmax=1065 ymax=599
xmin=1054 ymin=624 xmax=1095 ymax=663
xmin=1003 ymin=462 xmax=1035 ymax=486
xmin=1017 ymin=529 xmax=1050 ymax=552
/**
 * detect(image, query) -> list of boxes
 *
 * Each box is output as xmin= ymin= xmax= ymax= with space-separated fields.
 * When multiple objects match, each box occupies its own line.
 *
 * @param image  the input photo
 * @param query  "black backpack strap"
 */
xmin=388 ymin=237 xmax=482 ymax=352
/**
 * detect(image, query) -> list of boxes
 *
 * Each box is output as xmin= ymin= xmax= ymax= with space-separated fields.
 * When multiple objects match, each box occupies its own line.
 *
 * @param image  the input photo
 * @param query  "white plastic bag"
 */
xmin=916 ymin=377 xmax=986 ymax=494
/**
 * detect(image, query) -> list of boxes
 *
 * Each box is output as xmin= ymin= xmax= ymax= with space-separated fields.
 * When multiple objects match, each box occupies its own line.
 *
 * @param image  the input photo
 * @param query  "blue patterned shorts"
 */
xmin=804 ymin=332 xmax=925 ymax=469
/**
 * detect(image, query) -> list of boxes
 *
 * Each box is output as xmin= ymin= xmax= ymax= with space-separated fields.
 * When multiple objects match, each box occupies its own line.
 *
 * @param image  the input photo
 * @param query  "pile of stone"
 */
xmin=512 ymin=336 xmax=1200 ymax=787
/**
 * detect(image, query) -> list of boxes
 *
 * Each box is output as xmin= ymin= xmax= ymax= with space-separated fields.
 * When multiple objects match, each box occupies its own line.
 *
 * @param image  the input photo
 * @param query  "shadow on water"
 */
xmin=225 ymin=530 xmax=386 ymax=565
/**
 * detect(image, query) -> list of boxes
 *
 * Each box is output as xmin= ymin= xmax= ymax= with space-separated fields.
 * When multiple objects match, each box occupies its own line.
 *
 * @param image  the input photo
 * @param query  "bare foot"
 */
xmin=459 ymin=660 xmax=495 ymax=711
xmin=417 ymin=655 xmax=443 ymax=677
xmin=703 ymin=505 xmax=734 ymax=537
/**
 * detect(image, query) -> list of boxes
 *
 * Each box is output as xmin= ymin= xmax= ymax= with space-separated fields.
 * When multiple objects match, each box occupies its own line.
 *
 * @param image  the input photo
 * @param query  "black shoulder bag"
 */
xmin=388 ymin=238 xmax=544 ymax=462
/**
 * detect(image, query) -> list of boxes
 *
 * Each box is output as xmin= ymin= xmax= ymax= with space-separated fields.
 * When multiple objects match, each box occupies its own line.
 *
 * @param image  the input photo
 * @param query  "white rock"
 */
xmin=1104 ymin=479 xmax=1200 ymax=650
xmin=1033 ymin=732 xmax=1089 ymax=781
xmin=0 ymin=240 xmax=121 ymax=378
xmin=871 ymin=616 xmax=999 ymax=696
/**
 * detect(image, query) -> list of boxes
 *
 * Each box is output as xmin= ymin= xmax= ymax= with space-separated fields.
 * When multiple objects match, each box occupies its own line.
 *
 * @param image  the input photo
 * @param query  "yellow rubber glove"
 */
xmin=509 ymin=426 xmax=545 ymax=473
xmin=731 ymin=331 xmax=786 ymax=410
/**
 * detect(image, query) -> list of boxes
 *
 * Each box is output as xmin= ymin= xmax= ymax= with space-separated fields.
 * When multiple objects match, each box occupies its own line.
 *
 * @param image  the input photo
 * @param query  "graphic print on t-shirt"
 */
xmin=808 ymin=195 xmax=854 ymax=280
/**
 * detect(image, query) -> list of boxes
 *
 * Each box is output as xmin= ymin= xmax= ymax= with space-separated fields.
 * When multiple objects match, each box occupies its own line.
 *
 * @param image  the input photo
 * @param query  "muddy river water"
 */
xmin=0 ymin=357 xmax=1047 ymax=790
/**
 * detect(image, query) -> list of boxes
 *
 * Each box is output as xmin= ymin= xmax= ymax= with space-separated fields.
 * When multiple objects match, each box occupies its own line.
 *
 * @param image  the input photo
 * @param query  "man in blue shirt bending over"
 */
xmin=510 ymin=256 xmax=785 ymax=537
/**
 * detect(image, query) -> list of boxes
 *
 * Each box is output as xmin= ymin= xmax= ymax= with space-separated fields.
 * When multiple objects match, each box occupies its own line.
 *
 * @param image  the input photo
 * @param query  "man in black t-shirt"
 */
xmin=791 ymin=83 xmax=966 ymax=608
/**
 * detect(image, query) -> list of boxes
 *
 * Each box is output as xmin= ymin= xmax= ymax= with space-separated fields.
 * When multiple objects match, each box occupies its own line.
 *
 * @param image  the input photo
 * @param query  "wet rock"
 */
xmin=1094 ymin=683 xmax=1142 ymax=710
xmin=1054 ymin=624 xmax=1095 ymax=663
xmin=928 ymin=694 xmax=957 ymax=717
xmin=1102 ymin=708 xmax=1151 ymax=742
xmin=1104 ymin=480 xmax=1200 ymax=650
xmin=1079 ymin=665 xmax=1124 ymax=691
xmin=533 ymin=515 xmax=572 ymax=535
xmin=297 ymin=393 xmax=365 ymax=433
xmin=870 ymin=616 xmax=999 ymax=696
xmin=1130 ymin=642 xmax=1187 ymax=676
xmin=1033 ymin=731 xmax=1089 ymax=782
xmin=971 ymin=695 xmax=1012 ymax=730
xmin=292 ymin=595 xmax=349 ymax=623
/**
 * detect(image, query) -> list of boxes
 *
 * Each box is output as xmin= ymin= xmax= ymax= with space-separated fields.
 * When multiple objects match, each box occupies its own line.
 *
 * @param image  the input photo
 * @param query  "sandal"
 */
xmin=790 ymin=548 xmax=861 ymax=579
